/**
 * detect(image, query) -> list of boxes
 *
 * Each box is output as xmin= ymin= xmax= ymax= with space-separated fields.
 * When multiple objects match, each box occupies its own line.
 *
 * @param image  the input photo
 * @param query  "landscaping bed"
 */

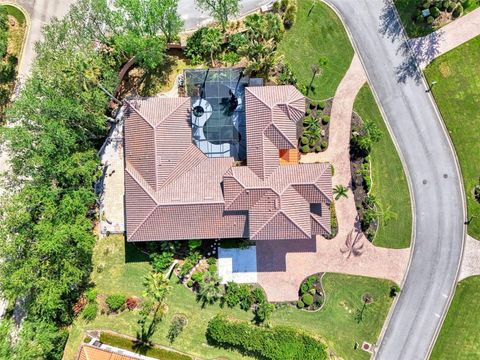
xmin=296 ymin=273 xmax=325 ymax=311
xmin=353 ymin=84 xmax=412 ymax=249
xmin=298 ymin=99 xmax=332 ymax=154
xmin=395 ymin=0 xmax=480 ymax=38
xmin=350 ymin=113 xmax=379 ymax=241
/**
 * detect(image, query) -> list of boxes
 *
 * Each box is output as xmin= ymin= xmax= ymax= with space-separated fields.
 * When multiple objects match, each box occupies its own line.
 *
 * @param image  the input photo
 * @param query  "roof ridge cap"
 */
xmin=280 ymin=208 xmax=311 ymax=238
xmin=125 ymin=100 xmax=155 ymax=128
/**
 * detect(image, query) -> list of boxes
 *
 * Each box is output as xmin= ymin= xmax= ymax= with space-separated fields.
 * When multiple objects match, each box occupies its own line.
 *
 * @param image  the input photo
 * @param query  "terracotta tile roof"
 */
xmin=124 ymin=84 xmax=332 ymax=242
xmin=77 ymin=345 xmax=136 ymax=360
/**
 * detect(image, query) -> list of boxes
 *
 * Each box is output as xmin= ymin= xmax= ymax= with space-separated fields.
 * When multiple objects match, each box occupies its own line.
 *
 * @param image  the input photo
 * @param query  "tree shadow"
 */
xmin=378 ymin=0 xmax=443 ymax=84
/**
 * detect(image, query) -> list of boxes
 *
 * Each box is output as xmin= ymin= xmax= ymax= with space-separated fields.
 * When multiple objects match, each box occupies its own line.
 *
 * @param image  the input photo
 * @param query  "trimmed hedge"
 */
xmin=206 ymin=315 xmax=327 ymax=360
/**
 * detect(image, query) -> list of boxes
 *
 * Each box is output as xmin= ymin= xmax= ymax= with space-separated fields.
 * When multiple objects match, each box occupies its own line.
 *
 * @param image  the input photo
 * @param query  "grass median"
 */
xmin=353 ymin=84 xmax=413 ymax=249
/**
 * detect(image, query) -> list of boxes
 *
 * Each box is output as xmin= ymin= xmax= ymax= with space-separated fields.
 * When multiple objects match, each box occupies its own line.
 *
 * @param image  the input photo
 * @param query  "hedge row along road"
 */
xmin=323 ymin=0 xmax=465 ymax=359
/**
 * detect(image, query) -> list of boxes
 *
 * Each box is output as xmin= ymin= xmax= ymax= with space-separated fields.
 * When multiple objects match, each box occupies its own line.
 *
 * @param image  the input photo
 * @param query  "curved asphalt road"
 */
xmin=323 ymin=0 xmax=465 ymax=359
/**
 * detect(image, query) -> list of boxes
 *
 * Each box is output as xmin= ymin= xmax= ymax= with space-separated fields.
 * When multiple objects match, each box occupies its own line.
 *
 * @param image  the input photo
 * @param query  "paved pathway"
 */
xmin=257 ymin=55 xmax=410 ymax=302
xmin=410 ymin=8 xmax=480 ymax=69
xmin=323 ymin=1 xmax=465 ymax=359
xmin=459 ymin=235 xmax=480 ymax=281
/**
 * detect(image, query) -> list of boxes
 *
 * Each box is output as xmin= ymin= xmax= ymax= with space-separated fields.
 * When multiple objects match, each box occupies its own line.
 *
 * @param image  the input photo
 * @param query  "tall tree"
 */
xmin=157 ymin=0 xmax=184 ymax=43
xmin=195 ymin=0 xmax=239 ymax=32
xmin=201 ymin=27 xmax=223 ymax=66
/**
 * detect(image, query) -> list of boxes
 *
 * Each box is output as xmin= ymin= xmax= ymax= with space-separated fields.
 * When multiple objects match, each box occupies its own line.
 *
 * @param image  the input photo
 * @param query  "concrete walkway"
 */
xmin=257 ymin=55 xmax=410 ymax=302
xmin=459 ymin=235 xmax=480 ymax=281
xmin=411 ymin=8 xmax=480 ymax=69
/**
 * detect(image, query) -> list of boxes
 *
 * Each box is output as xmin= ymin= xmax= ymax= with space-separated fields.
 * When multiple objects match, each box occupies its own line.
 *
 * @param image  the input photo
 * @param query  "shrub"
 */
xmin=390 ymin=285 xmax=401 ymax=298
xmin=318 ymin=100 xmax=326 ymax=110
xmin=126 ymin=297 xmax=138 ymax=310
xmin=309 ymin=139 xmax=316 ymax=147
xmin=191 ymin=271 xmax=203 ymax=283
xmin=82 ymin=303 xmax=98 ymax=321
xmin=150 ymin=251 xmax=174 ymax=273
xmin=105 ymin=294 xmax=126 ymax=313
xmin=85 ymin=288 xmax=97 ymax=303
xmin=224 ymin=282 xmax=241 ymax=308
xmin=453 ymin=4 xmax=463 ymax=17
xmin=300 ymin=282 xmax=310 ymax=295
xmin=227 ymin=32 xmax=247 ymax=52
xmin=188 ymin=239 xmax=202 ymax=253
xmin=427 ymin=15 xmax=435 ymax=24
xmin=206 ymin=316 xmax=328 ymax=360
xmin=185 ymin=27 xmax=209 ymax=60
xmin=300 ymin=136 xmax=309 ymax=145
xmin=448 ymin=2 xmax=456 ymax=11
xmin=179 ymin=259 xmax=194 ymax=277
xmin=315 ymin=145 xmax=321 ymax=153
xmin=430 ymin=6 xmax=441 ymax=17
xmin=253 ymin=301 xmax=275 ymax=324
xmin=296 ymin=300 xmax=304 ymax=308
xmin=207 ymin=257 xmax=216 ymax=265
xmin=302 ymin=293 xmax=314 ymax=306
xmin=167 ymin=314 xmax=188 ymax=343
xmin=187 ymin=280 xmax=194 ymax=288
xmin=474 ymin=184 xmax=480 ymax=203
xmin=283 ymin=5 xmax=297 ymax=29
xmin=422 ymin=2 xmax=430 ymax=9
xmin=272 ymin=1 xmax=281 ymax=13
xmin=252 ymin=288 xmax=267 ymax=304
xmin=309 ymin=288 xmax=316 ymax=295
xmin=320 ymin=141 xmax=328 ymax=150
xmin=209 ymin=264 xmax=218 ymax=274
xmin=442 ymin=0 xmax=450 ymax=10
xmin=238 ymin=284 xmax=254 ymax=311
xmin=322 ymin=115 xmax=330 ymax=125
xmin=300 ymin=145 xmax=310 ymax=153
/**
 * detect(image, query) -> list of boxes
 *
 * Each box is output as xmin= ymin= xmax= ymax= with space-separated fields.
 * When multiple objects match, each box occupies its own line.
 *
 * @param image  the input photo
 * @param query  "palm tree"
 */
xmin=333 ymin=184 xmax=348 ymax=200
xmin=143 ymin=271 xmax=171 ymax=303
xmin=197 ymin=271 xmax=222 ymax=307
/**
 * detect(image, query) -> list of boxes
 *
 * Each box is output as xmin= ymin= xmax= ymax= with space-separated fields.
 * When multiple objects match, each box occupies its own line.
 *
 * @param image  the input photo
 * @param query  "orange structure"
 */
xmin=279 ymin=149 xmax=300 ymax=165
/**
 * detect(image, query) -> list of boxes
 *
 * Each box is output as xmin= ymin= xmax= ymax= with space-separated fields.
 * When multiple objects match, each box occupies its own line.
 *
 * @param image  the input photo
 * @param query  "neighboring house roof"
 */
xmin=124 ymin=84 xmax=332 ymax=242
xmin=77 ymin=345 xmax=137 ymax=360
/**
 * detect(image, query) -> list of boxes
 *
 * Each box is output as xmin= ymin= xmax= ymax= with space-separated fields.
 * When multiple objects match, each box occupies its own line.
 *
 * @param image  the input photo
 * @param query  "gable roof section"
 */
xmin=77 ymin=345 xmax=137 ymax=360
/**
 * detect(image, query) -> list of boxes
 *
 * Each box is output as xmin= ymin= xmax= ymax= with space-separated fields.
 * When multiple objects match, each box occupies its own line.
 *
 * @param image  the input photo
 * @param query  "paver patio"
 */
xmin=257 ymin=55 xmax=410 ymax=302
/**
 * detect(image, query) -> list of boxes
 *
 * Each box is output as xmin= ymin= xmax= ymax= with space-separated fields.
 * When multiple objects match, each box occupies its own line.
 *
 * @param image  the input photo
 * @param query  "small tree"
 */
xmin=253 ymin=301 xmax=275 ymax=324
xmin=157 ymin=0 xmax=184 ymax=43
xmin=195 ymin=0 xmax=240 ymax=32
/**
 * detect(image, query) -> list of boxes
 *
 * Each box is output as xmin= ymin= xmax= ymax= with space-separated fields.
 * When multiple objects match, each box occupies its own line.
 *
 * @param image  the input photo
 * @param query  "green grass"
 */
xmin=353 ymin=84 xmax=413 ymax=249
xmin=100 ymin=332 xmax=192 ymax=360
xmin=395 ymin=0 xmax=480 ymax=38
xmin=3 ymin=5 xmax=26 ymax=25
xmin=424 ymin=35 xmax=480 ymax=239
xmin=277 ymin=0 xmax=353 ymax=100
xmin=63 ymin=236 xmax=395 ymax=360
xmin=431 ymin=276 xmax=480 ymax=359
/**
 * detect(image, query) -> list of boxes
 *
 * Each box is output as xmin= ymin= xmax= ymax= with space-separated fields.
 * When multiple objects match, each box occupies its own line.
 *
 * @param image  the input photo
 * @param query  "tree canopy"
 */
xmin=195 ymin=0 xmax=239 ymax=32
xmin=0 ymin=0 xmax=183 ymax=358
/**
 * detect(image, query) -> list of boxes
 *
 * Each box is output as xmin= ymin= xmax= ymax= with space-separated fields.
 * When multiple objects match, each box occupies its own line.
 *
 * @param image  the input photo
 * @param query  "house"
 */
xmin=123 ymin=71 xmax=332 ymax=243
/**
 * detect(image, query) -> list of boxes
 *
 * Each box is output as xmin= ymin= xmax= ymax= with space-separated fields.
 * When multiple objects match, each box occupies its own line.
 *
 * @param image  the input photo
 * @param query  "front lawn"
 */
xmin=431 ymin=276 xmax=480 ymax=359
xmin=277 ymin=0 xmax=353 ymax=100
xmin=353 ymin=84 xmax=413 ymax=248
xmin=63 ymin=235 xmax=395 ymax=360
xmin=424 ymin=35 xmax=480 ymax=239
